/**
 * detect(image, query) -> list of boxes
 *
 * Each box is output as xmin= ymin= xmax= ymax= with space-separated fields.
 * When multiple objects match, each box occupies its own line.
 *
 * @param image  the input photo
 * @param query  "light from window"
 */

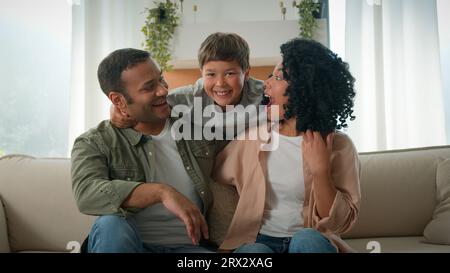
xmin=0 ymin=0 xmax=72 ymax=157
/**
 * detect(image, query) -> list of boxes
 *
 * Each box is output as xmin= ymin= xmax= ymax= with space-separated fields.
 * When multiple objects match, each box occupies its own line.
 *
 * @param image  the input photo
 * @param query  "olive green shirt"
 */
xmin=71 ymin=119 xmax=219 ymax=217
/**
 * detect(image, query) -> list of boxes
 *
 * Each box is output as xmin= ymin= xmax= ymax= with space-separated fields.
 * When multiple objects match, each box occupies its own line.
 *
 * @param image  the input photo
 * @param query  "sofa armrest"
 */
xmin=0 ymin=196 xmax=11 ymax=253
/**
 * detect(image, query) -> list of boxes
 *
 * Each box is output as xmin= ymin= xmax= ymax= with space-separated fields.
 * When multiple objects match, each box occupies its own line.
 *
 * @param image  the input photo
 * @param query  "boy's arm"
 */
xmin=109 ymin=104 xmax=137 ymax=129
xmin=167 ymin=85 xmax=196 ymax=107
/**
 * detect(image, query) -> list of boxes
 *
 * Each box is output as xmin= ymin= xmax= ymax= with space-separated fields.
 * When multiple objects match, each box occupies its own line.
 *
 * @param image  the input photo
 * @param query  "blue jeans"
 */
xmin=87 ymin=215 xmax=214 ymax=253
xmin=234 ymin=229 xmax=337 ymax=253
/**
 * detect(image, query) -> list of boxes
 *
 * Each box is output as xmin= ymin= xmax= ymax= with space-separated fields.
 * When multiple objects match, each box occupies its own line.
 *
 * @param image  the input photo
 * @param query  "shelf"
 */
xmin=168 ymin=19 xmax=329 ymax=69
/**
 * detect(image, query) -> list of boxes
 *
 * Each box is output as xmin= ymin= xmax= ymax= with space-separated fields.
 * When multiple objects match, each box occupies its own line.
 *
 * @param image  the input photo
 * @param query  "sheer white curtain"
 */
xmin=0 ymin=0 xmax=71 ymax=157
xmin=332 ymin=0 xmax=447 ymax=152
xmin=68 ymin=0 xmax=152 ymax=154
xmin=437 ymin=0 xmax=450 ymax=144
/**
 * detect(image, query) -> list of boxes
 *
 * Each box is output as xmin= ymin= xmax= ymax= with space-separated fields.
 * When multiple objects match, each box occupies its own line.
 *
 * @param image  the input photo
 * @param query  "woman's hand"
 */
xmin=302 ymin=130 xmax=337 ymax=218
xmin=110 ymin=104 xmax=137 ymax=128
xmin=301 ymin=130 xmax=334 ymax=177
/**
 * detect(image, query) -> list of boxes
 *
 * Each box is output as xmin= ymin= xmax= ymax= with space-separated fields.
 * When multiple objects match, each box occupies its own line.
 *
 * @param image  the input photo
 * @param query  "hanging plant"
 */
xmin=141 ymin=0 xmax=179 ymax=72
xmin=294 ymin=0 xmax=321 ymax=39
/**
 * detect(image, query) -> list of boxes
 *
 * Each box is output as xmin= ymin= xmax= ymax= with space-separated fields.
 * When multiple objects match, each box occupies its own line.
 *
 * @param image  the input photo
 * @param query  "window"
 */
xmin=437 ymin=0 xmax=450 ymax=143
xmin=0 ymin=0 xmax=72 ymax=157
xmin=328 ymin=0 xmax=449 ymax=151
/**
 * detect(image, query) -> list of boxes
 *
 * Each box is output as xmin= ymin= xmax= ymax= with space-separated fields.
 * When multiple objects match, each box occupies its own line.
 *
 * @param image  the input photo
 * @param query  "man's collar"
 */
xmin=119 ymin=119 xmax=174 ymax=146
xmin=121 ymin=127 xmax=146 ymax=146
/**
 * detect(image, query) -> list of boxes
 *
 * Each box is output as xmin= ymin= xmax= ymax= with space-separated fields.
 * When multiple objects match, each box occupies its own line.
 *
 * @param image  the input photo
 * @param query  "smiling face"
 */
xmin=201 ymin=60 xmax=249 ymax=109
xmin=119 ymin=59 xmax=170 ymax=123
xmin=264 ymin=63 xmax=289 ymax=121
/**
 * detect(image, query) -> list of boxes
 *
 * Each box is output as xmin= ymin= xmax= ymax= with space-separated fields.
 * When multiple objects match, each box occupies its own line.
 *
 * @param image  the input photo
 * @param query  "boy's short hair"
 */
xmin=198 ymin=32 xmax=250 ymax=71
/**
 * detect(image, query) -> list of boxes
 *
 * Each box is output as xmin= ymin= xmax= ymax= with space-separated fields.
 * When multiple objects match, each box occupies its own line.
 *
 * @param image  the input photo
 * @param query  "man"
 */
xmin=71 ymin=48 xmax=217 ymax=253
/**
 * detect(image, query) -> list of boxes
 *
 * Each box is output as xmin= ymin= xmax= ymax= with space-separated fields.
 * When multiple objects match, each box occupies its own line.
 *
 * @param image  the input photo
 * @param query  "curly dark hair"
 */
xmin=281 ymin=38 xmax=356 ymax=135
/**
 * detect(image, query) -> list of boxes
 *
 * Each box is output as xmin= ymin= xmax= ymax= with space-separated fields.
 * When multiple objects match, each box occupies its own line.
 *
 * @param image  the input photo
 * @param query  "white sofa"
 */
xmin=1 ymin=146 xmax=450 ymax=253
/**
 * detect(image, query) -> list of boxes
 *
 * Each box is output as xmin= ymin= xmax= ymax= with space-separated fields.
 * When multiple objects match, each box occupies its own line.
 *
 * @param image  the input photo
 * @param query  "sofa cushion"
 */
xmin=424 ymin=158 xmax=450 ymax=244
xmin=343 ymin=147 xmax=450 ymax=239
xmin=0 ymin=155 xmax=94 ymax=252
xmin=345 ymin=237 xmax=450 ymax=253
xmin=0 ymin=197 xmax=10 ymax=253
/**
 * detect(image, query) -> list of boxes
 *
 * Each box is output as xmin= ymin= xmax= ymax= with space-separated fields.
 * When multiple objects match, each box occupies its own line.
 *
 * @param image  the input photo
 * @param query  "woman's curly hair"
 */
xmin=281 ymin=38 xmax=356 ymax=135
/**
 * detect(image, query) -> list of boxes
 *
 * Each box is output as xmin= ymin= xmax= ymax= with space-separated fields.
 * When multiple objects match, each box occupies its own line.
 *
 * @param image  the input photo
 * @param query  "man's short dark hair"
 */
xmin=97 ymin=48 xmax=150 ymax=103
xmin=198 ymin=32 xmax=250 ymax=71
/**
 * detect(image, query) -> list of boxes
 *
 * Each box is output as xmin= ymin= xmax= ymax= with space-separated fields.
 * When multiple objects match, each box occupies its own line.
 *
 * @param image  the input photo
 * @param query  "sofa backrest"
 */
xmin=342 ymin=146 xmax=450 ymax=239
xmin=0 ymin=155 xmax=94 ymax=252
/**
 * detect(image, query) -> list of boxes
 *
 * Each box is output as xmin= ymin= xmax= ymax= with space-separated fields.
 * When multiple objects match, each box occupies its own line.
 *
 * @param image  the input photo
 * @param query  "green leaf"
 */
xmin=142 ymin=0 xmax=179 ymax=72
xmin=296 ymin=0 xmax=320 ymax=39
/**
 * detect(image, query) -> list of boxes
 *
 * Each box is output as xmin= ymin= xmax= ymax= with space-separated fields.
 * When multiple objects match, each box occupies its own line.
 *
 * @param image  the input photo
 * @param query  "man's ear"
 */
xmin=108 ymin=92 xmax=128 ymax=116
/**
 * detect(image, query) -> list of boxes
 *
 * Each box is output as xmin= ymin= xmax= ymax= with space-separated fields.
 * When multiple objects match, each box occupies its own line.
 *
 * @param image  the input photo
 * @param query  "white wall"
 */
xmin=177 ymin=0 xmax=303 ymax=23
xmin=171 ymin=20 xmax=329 ymax=68
xmin=150 ymin=0 xmax=330 ymax=68
xmin=68 ymin=0 xmax=329 ymax=69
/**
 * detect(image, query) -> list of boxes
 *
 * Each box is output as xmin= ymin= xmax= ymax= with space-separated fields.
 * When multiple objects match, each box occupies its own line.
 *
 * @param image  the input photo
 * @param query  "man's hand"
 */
xmin=110 ymin=104 xmax=137 ymax=128
xmin=122 ymin=183 xmax=209 ymax=245
xmin=161 ymin=186 xmax=209 ymax=245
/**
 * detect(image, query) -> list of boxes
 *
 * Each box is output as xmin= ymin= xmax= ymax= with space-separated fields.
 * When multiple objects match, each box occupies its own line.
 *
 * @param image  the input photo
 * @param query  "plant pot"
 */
xmin=312 ymin=0 xmax=326 ymax=19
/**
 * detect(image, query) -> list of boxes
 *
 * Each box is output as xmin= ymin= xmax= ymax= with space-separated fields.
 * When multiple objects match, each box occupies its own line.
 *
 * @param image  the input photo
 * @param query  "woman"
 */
xmin=213 ymin=38 xmax=361 ymax=253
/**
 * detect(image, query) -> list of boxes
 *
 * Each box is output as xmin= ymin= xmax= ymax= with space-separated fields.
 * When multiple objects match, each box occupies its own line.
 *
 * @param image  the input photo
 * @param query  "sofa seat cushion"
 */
xmin=0 ymin=155 xmax=94 ymax=252
xmin=424 ymin=159 xmax=450 ymax=244
xmin=345 ymin=237 xmax=450 ymax=253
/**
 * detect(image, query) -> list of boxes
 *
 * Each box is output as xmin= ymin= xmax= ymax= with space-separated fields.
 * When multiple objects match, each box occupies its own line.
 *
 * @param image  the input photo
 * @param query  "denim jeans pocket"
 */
xmin=256 ymin=233 xmax=290 ymax=253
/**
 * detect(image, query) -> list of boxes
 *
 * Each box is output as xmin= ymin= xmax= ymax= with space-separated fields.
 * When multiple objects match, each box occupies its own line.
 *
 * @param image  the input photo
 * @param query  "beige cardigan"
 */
xmin=213 ymin=124 xmax=361 ymax=252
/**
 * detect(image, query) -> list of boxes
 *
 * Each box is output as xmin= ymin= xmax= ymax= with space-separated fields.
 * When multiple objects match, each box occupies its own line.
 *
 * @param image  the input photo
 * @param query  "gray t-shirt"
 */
xmin=131 ymin=121 xmax=203 ymax=245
